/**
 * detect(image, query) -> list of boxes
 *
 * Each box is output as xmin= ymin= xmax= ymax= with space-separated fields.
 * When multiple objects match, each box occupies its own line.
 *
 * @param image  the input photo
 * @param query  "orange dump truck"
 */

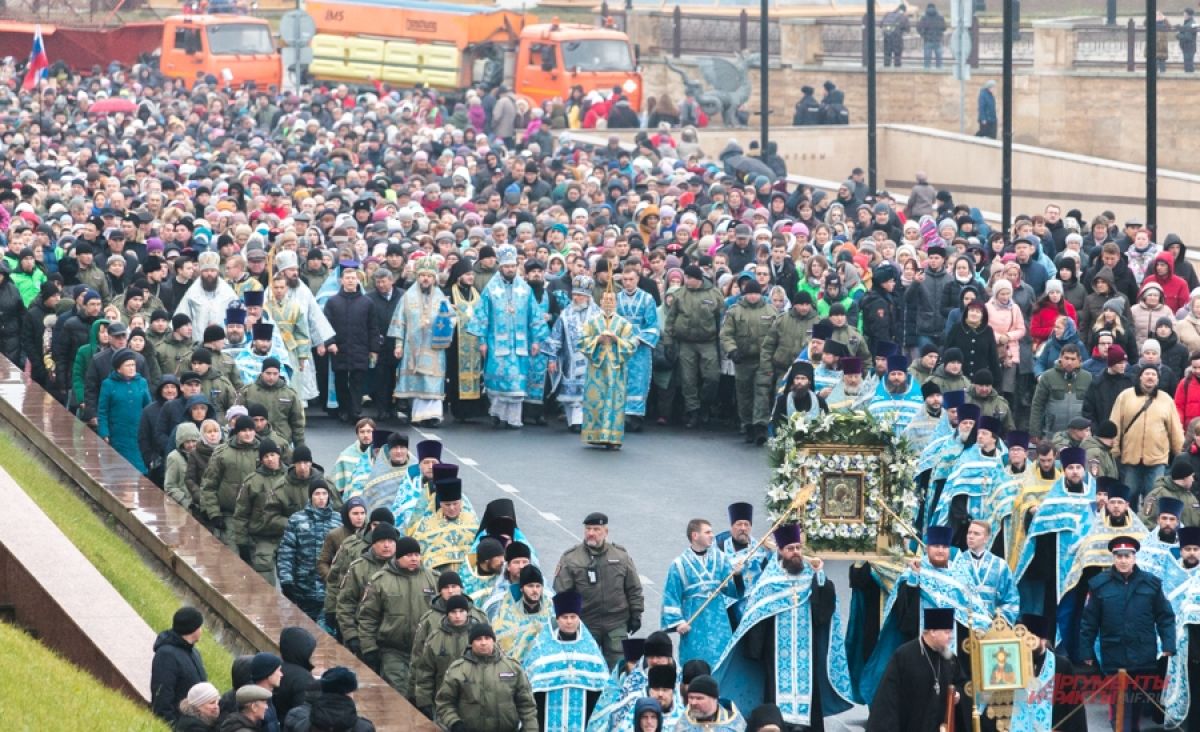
xmin=304 ymin=0 xmax=642 ymax=107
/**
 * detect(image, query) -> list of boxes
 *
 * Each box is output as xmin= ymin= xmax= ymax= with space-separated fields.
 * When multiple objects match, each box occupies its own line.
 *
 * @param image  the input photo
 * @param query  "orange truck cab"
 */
xmin=515 ymin=22 xmax=640 ymax=109
xmin=159 ymin=14 xmax=282 ymax=90
xmin=304 ymin=0 xmax=641 ymax=108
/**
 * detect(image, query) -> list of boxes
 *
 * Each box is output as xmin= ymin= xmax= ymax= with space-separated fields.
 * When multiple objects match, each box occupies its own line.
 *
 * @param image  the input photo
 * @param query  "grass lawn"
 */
xmin=0 ymin=622 xmax=167 ymax=730
xmin=0 ymin=431 xmax=234 ymax=690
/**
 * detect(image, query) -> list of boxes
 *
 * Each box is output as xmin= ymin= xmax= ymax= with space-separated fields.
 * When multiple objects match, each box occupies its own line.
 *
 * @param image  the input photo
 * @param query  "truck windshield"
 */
xmin=206 ymin=24 xmax=274 ymax=55
xmin=560 ymin=40 xmax=634 ymax=72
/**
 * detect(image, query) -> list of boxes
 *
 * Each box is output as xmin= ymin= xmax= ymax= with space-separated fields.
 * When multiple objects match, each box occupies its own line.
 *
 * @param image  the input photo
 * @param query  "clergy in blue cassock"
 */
xmin=932 ymin=414 xmax=1008 ymax=548
xmin=588 ymin=632 xmax=676 ymax=732
xmin=1161 ymin=526 xmax=1200 ymax=729
xmin=1010 ymin=613 xmax=1088 ymax=732
xmin=466 ymin=246 xmax=551 ymax=428
xmin=661 ymin=518 xmax=739 ymax=670
xmin=1012 ymin=447 xmax=1096 ymax=654
xmin=714 ymin=523 xmax=854 ymax=730
xmin=852 ymin=525 xmax=992 ymax=706
xmin=917 ymin=402 xmax=979 ymax=535
xmin=525 ymin=590 xmax=609 ymax=731
xmin=950 ymin=520 xmax=1019 ymax=625
xmin=867 ymin=354 xmax=924 ymax=432
xmin=359 ymin=432 xmax=411 ymax=515
xmin=714 ymin=502 xmax=772 ymax=626
xmin=615 ymin=271 xmax=659 ymax=430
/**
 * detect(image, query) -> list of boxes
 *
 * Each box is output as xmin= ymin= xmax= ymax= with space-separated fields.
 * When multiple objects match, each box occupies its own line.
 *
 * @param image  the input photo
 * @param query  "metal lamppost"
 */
xmin=760 ymin=0 xmax=769 ymax=154
xmin=1001 ymin=0 xmax=1013 ymax=235
xmin=866 ymin=0 xmax=878 ymax=193
xmin=1147 ymin=0 xmax=1158 ymax=231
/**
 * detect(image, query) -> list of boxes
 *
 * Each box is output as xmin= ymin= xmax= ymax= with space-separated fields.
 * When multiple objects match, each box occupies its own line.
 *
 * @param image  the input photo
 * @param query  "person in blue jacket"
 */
xmin=97 ymin=348 xmax=152 ymax=472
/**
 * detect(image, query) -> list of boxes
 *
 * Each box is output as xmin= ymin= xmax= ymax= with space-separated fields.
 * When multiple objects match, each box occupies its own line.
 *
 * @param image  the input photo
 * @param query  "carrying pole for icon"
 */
xmin=1114 ymin=668 xmax=1128 ymax=731
xmin=679 ymin=484 xmax=816 ymax=629
xmin=871 ymin=492 xmax=927 ymax=552
xmin=941 ymin=683 xmax=956 ymax=732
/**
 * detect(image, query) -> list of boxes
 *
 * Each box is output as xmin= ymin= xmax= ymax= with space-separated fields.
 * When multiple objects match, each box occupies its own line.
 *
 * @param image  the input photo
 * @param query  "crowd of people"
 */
xmin=0 ymin=48 xmax=1195 ymax=732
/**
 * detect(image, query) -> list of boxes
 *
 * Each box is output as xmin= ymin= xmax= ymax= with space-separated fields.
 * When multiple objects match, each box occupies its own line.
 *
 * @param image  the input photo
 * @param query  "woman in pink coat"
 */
xmin=986 ymin=277 xmax=1026 ymax=403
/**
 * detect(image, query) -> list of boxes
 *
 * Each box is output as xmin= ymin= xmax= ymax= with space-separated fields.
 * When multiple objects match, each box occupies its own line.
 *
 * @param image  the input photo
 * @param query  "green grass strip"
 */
xmin=0 ymin=432 xmax=234 ymax=690
xmin=0 ymin=622 xmax=168 ymax=730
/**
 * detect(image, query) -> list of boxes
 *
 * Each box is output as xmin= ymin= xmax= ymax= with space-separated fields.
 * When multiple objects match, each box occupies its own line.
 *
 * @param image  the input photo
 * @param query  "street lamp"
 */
xmin=866 ymin=0 xmax=877 ymax=193
xmin=760 ymin=0 xmax=769 ymax=155
xmin=1147 ymin=0 xmax=1157 ymax=231
xmin=1001 ymin=0 xmax=1013 ymax=236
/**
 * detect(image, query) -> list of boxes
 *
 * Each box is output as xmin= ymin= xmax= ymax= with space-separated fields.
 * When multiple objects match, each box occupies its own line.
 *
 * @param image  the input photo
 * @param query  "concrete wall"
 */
xmin=640 ymin=57 xmax=1200 ymax=175
xmin=606 ymin=123 xmax=1200 ymax=235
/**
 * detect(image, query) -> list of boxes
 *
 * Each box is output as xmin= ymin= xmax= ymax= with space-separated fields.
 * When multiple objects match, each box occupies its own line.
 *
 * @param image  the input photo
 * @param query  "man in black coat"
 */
xmin=1081 ymin=345 xmax=1133 ymax=424
xmin=21 ymin=281 xmax=59 ymax=388
xmin=275 ymin=627 xmax=320 ymax=722
xmin=150 ymin=606 xmax=208 ymax=723
xmin=867 ymin=607 xmax=970 ymax=732
xmin=792 ymin=86 xmax=823 ymax=126
xmin=323 ymin=263 xmax=379 ymax=423
xmin=367 ymin=268 xmax=404 ymax=422
xmin=51 ymin=288 xmax=102 ymax=401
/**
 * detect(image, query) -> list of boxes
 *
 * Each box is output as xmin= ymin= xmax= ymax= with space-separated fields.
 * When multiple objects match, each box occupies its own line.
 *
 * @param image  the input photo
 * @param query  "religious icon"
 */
xmin=979 ymin=639 xmax=1024 ymax=691
xmin=820 ymin=472 xmax=864 ymax=523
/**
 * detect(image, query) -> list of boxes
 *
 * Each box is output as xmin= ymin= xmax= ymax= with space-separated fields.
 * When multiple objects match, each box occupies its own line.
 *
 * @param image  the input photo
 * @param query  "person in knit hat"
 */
xmin=151 ymin=607 xmax=208 ymax=722
xmin=176 ymin=682 xmax=221 ymax=729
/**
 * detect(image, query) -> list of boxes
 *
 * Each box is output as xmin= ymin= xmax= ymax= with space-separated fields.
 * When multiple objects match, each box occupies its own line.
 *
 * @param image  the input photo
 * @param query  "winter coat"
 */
xmin=490 ymin=94 xmax=517 ymax=139
xmin=173 ymin=714 xmax=217 ymax=731
xmin=1083 ymin=368 xmax=1134 ymax=425
xmin=283 ymin=693 xmax=376 ymax=732
xmin=165 ymin=422 xmax=201 ymax=509
xmin=356 ymin=560 xmax=439 ymax=655
xmin=232 ymin=464 xmax=291 ymax=545
xmin=718 ymin=141 xmax=776 ymax=183
xmin=1129 ymin=282 xmax=1174 ymax=349
xmin=944 ymin=311 xmax=1001 ymax=381
xmin=1084 ymin=258 xmax=1140 ymax=306
xmin=1176 ymin=370 xmax=1200 ymax=430
xmin=1082 ymin=435 xmax=1120 ymax=480
xmin=53 ymin=308 xmax=97 ymax=394
xmin=940 ymin=276 xmax=983 ymax=321
xmin=150 ymin=630 xmax=208 ymax=722
xmin=1145 ymin=251 xmax=1191 ymax=313
xmin=985 ymin=296 xmax=1026 ymax=368
xmin=275 ymin=627 xmax=319 ymax=722
xmin=71 ymin=317 xmax=108 ymax=407
xmin=0 ymin=274 xmax=25 ymax=365
xmin=98 ymin=372 xmax=152 ymax=472
xmin=1165 ymin=233 xmax=1199 ymax=290
xmin=84 ymin=346 xmax=148 ymax=420
xmin=434 ymin=650 xmax=539 ymax=732
xmin=200 ymin=434 xmax=261 ymax=520
xmin=140 ymin=376 xmax=180 ymax=474
xmin=1089 ymin=312 xmax=1138 ymax=360
xmin=910 ymin=265 xmax=951 ymax=341
xmin=758 ymin=307 xmax=818 ymax=373
xmin=1029 ymin=300 xmax=1078 ymax=348
xmin=21 ymin=293 xmax=53 ymax=384
xmin=1175 ymin=311 xmax=1200 ymax=355
xmin=860 ymin=283 xmax=902 ymax=354
xmin=1111 ymin=385 xmax=1185 ymax=467
xmin=323 ymin=289 xmax=378 ymax=371
xmin=411 ymin=613 xmax=473 ymax=710
xmin=1033 ymin=317 xmax=1086 ymax=377
xmin=1126 ymin=241 xmax=1162 ymax=285
xmin=1029 ymin=365 xmax=1092 ymax=439
xmin=277 ymin=502 xmax=341 ymax=603
xmin=1080 ymin=566 xmax=1175 ymax=672
xmin=1154 ymin=328 xmax=1190 ymax=376
xmin=1142 ymin=472 xmax=1200 ymax=527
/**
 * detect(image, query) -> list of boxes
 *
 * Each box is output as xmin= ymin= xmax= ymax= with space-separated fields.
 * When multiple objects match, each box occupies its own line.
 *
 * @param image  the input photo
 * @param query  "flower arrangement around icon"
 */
xmin=766 ymin=409 xmax=919 ymax=552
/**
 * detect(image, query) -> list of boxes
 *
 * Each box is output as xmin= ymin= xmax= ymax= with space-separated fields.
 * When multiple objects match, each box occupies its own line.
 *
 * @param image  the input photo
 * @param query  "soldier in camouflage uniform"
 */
xmin=356 ymin=535 xmax=438 ymax=697
xmin=232 ymin=439 xmax=291 ymax=583
xmin=156 ymin=314 xmax=196 ymax=378
xmin=322 ymin=506 xmax=391 ymax=637
xmin=189 ymin=347 xmax=237 ymax=419
xmin=411 ymin=593 xmax=475 ymax=719
xmin=199 ymin=415 xmax=260 ymax=547
xmin=276 ymin=479 xmax=342 ymax=620
xmin=719 ymin=279 xmax=776 ymax=443
xmin=411 ymin=571 xmax=489 ymax=660
xmin=755 ymin=290 xmax=818 ymax=444
xmin=242 ymin=357 xmax=306 ymax=447
xmin=435 ymin=623 xmax=539 ymax=732
xmin=335 ymin=521 xmax=398 ymax=658
xmin=198 ymin=324 xmax=245 ymax=390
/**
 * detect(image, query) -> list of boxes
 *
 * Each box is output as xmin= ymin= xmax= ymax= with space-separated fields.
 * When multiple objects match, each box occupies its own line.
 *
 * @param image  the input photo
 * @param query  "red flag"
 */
xmin=21 ymin=26 xmax=48 ymax=92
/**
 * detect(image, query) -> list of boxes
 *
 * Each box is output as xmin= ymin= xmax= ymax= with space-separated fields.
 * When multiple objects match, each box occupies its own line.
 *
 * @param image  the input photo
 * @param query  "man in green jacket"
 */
xmin=435 ymin=622 xmax=539 ymax=732
xmin=1082 ymin=420 xmax=1120 ymax=480
xmin=232 ymin=439 xmax=295 ymax=584
xmin=719 ymin=280 xmax=774 ymax=443
xmin=323 ymin=507 xmax=393 ymax=637
xmin=1141 ymin=460 xmax=1200 ymax=527
xmin=199 ymin=416 xmax=260 ymax=547
xmin=335 ymin=522 xmax=398 ymax=661
xmin=242 ymin=358 xmax=305 ymax=447
xmin=411 ymin=593 xmax=474 ymax=718
xmin=664 ymin=266 xmax=724 ymax=428
xmin=356 ymin=536 xmax=438 ymax=698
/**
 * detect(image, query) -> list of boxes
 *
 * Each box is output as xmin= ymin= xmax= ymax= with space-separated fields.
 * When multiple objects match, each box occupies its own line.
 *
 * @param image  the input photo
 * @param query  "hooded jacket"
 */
xmin=140 ymin=374 xmax=180 ymax=474
xmin=165 ymin=421 xmax=201 ymax=509
xmin=1033 ymin=316 xmax=1086 ymax=377
xmin=944 ymin=304 xmax=1001 ymax=380
xmin=632 ymin=697 xmax=664 ymax=732
xmin=150 ymin=630 xmax=208 ymax=722
xmin=274 ymin=627 xmax=318 ymax=722
xmin=1146 ymin=250 xmax=1190 ymax=313
xmin=1130 ymin=281 xmax=1173 ymax=349
xmin=71 ymin=317 xmax=109 ymax=405
xmin=283 ymin=693 xmax=375 ymax=732
xmin=1165 ymin=233 xmax=1200 ymax=291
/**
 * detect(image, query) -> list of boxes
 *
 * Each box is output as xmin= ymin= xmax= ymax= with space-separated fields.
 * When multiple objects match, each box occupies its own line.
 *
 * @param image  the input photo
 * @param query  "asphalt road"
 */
xmin=305 ymin=412 xmax=1120 ymax=731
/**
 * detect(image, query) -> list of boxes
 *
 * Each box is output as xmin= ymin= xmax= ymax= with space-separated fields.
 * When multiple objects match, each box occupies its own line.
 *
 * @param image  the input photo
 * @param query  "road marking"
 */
xmin=639 ymin=574 xmax=654 ymax=585
xmin=422 ymin=433 xmax=441 ymax=442
xmin=411 ymin=424 xmax=661 ymax=599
